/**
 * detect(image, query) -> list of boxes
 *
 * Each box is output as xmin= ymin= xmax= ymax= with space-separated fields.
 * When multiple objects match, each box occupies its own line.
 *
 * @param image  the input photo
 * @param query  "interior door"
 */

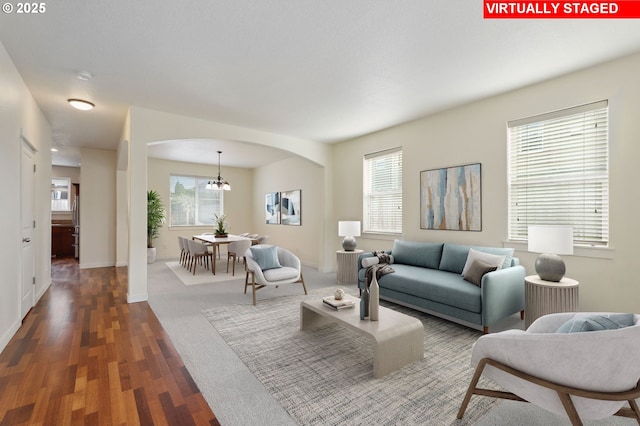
xmin=21 ymin=141 xmax=35 ymax=320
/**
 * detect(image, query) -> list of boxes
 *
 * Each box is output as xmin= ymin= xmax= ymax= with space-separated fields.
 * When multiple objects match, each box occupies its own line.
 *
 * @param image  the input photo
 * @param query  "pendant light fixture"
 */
xmin=206 ymin=150 xmax=231 ymax=191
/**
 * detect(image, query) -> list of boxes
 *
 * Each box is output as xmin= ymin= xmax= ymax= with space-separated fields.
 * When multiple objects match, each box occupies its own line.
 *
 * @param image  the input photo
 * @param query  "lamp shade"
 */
xmin=528 ymin=225 xmax=574 ymax=255
xmin=338 ymin=221 xmax=361 ymax=237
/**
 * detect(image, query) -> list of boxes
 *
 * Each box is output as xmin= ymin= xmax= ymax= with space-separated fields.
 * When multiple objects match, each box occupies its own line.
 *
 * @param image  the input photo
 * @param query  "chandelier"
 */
xmin=206 ymin=150 xmax=231 ymax=191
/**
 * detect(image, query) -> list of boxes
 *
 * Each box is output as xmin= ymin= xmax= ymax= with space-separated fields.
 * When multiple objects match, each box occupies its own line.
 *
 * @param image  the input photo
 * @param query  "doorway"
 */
xmin=21 ymin=139 xmax=36 ymax=320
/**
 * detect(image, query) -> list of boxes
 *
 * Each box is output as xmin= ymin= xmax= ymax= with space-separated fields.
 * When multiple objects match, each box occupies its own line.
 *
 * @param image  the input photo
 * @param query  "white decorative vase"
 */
xmin=147 ymin=247 xmax=156 ymax=264
xmin=370 ymin=268 xmax=380 ymax=321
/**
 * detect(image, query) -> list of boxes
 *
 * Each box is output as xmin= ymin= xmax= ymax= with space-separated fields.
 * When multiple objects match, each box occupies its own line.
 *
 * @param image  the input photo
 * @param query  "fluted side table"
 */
xmin=336 ymin=249 xmax=363 ymax=284
xmin=525 ymin=275 xmax=579 ymax=329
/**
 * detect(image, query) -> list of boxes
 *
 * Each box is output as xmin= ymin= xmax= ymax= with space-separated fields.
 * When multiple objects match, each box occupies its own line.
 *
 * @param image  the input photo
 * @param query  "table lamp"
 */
xmin=528 ymin=225 xmax=573 ymax=282
xmin=338 ymin=221 xmax=361 ymax=251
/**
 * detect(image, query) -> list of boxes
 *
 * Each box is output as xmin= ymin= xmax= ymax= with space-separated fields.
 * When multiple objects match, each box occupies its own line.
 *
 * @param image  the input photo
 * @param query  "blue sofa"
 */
xmin=358 ymin=240 xmax=526 ymax=333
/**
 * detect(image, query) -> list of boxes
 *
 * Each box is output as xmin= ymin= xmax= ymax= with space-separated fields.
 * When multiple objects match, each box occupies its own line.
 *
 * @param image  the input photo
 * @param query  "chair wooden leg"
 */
xmin=557 ymin=392 xmax=584 ymax=426
xmin=520 ymin=310 xmax=525 ymax=320
xmin=457 ymin=358 xmax=487 ymax=419
xmin=299 ymin=273 xmax=307 ymax=295
xmin=232 ymin=255 xmax=236 ymax=276
xmin=244 ymin=271 xmax=249 ymax=294
xmin=252 ymin=273 xmax=257 ymax=305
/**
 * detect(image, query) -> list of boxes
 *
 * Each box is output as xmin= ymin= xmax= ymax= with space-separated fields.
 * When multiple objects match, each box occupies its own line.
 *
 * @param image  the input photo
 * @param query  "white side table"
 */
xmin=525 ymin=275 xmax=579 ymax=329
xmin=336 ymin=249 xmax=363 ymax=284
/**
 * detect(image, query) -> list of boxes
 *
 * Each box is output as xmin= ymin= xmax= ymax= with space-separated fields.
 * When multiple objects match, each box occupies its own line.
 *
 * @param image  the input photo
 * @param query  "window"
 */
xmin=508 ymin=100 xmax=609 ymax=246
xmin=363 ymin=147 xmax=403 ymax=234
xmin=170 ymin=175 xmax=223 ymax=226
xmin=51 ymin=177 xmax=71 ymax=211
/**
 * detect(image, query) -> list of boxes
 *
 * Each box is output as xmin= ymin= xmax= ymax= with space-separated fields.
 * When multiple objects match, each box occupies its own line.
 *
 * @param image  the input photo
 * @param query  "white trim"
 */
xmin=0 ymin=319 xmax=21 ymax=354
xmin=127 ymin=292 xmax=149 ymax=303
xmin=79 ymin=261 xmax=117 ymax=269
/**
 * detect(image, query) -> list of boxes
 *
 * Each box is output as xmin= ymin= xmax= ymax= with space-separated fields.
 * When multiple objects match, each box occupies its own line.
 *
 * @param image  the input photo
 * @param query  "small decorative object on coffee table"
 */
xmin=322 ymin=295 xmax=356 ymax=310
xmin=369 ymin=268 xmax=380 ymax=321
xmin=360 ymin=283 xmax=370 ymax=320
xmin=334 ymin=288 xmax=345 ymax=300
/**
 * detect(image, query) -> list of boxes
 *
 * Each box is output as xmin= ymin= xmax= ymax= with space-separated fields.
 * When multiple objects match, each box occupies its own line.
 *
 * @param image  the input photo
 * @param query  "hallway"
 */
xmin=0 ymin=258 xmax=219 ymax=425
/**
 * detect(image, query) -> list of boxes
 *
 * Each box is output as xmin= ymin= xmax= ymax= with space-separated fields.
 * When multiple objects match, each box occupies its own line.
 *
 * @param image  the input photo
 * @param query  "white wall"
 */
xmin=79 ymin=148 xmax=117 ymax=269
xmin=147 ymin=157 xmax=254 ymax=260
xmin=0 ymin=41 xmax=52 ymax=352
xmin=333 ymin=52 xmax=640 ymax=313
xmin=252 ymin=157 xmax=326 ymax=269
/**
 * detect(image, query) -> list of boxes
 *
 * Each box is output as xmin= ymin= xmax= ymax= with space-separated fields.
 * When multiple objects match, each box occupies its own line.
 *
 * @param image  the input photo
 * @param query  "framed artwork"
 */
xmin=265 ymin=192 xmax=280 ymax=224
xmin=420 ymin=163 xmax=481 ymax=231
xmin=280 ymin=189 xmax=301 ymax=226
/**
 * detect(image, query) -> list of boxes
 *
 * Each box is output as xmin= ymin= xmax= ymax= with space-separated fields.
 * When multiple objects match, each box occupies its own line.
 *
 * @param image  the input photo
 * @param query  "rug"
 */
xmin=166 ymin=260 xmax=246 ymax=286
xmin=202 ymin=287 xmax=498 ymax=425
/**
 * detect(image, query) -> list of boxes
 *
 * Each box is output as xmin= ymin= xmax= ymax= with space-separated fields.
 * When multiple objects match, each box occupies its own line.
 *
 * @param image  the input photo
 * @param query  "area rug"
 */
xmin=166 ymin=260 xmax=246 ymax=286
xmin=202 ymin=287 xmax=498 ymax=425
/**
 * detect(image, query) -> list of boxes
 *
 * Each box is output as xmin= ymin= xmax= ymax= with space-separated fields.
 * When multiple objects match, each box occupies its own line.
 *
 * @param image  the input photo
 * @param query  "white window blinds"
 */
xmin=363 ymin=147 xmax=403 ymax=234
xmin=507 ymin=100 xmax=609 ymax=246
xmin=170 ymin=175 xmax=223 ymax=226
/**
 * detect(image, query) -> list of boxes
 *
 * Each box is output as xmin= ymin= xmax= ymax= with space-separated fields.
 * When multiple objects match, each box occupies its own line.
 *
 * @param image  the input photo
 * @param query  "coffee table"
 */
xmin=300 ymin=295 xmax=424 ymax=378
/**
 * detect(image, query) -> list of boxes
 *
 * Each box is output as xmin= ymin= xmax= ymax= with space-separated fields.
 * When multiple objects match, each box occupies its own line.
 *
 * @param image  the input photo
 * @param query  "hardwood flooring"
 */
xmin=0 ymin=258 xmax=220 ymax=425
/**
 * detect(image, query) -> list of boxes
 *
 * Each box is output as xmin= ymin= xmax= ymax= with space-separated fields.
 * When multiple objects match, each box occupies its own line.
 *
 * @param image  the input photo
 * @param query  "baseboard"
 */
xmin=35 ymin=281 xmax=51 ymax=303
xmin=115 ymin=261 xmax=128 ymax=267
xmin=127 ymin=292 xmax=149 ymax=303
xmin=80 ymin=261 xmax=116 ymax=269
xmin=0 ymin=318 xmax=22 ymax=354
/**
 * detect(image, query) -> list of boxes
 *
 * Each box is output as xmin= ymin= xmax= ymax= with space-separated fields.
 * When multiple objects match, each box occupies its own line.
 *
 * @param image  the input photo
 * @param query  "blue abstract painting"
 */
xmin=420 ymin=163 xmax=481 ymax=231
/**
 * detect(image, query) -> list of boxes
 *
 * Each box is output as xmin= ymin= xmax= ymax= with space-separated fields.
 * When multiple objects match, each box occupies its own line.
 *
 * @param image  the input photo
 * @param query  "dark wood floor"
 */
xmin=0 ymin=257 xmax=220 ymax=425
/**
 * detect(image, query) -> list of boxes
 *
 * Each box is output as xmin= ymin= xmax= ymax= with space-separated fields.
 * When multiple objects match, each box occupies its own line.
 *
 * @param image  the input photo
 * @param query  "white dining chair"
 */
xmin=227 ymin=239 xmax=252 ymax=276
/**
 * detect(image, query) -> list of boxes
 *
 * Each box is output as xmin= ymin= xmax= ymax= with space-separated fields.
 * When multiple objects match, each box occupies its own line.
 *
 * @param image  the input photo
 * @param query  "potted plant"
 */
xmin=214 ymin=213 xmax=229 ymax=237
xmin=147 ymin=190 xmax=166 ymax=263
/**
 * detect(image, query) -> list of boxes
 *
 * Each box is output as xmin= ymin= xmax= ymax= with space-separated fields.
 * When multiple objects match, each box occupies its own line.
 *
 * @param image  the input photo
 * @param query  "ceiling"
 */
xmin=2 ymin=1 xmax=640 ymax=168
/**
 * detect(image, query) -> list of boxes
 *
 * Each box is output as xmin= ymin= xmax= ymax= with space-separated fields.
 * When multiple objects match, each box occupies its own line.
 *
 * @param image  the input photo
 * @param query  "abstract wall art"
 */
xmin=420 ymin=163 xmax=481 ymax=231
xmin=265 ymin=192 xmax=280 ymax=224
xmin=280 ymin=189 xmax=301 ymax=226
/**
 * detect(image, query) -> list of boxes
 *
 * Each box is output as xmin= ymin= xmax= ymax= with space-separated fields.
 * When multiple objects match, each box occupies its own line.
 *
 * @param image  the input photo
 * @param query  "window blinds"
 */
xmin=507 ymin=100 xmax=609 ymax=246
xmin=363 ymin=147 xmax=403 ymax=234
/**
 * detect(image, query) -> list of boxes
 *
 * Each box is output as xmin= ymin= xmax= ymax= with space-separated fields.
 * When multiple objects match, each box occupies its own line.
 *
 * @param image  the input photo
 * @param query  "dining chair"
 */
xmin=178 ymin=236 xmax=188 ymax=267
xmin=186 ymin=239 xmax=213 ymax=275
xmin=227 ymin=239 xmax=252 ymax=276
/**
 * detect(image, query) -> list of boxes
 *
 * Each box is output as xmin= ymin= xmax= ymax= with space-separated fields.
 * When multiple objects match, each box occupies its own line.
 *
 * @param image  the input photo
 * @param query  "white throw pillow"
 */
xmin=461 ymin=248 xmax=505 ymax=277
xmin=361 ymin=255 xmax=394 ymax=268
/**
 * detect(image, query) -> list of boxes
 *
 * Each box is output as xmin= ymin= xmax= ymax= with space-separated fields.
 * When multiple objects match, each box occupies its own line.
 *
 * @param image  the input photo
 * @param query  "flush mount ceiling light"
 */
xmin=206 ymin=151 xmax=231 ymax=191
xmin=67 ymin=98 xmax=95 ymax=111
xmin=75 ymin=71 xmax=93 ymax=81
xmin=51 ymin=148 xmax=58 ymax=152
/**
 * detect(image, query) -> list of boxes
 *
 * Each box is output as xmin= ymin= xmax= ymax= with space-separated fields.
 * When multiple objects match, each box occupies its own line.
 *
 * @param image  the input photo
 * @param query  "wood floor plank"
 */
xmin=0 ymin=258 xmax=219 ymax=425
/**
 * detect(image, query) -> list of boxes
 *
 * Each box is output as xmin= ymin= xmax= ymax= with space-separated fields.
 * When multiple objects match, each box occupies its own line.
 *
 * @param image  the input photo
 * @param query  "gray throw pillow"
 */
xmin=462 ymin=259 xmax=498 ymax=287
xmin=556 ymin=313 xmax=635 ymax=333
xmin=249 ymin=245 xmax=282 ymax=270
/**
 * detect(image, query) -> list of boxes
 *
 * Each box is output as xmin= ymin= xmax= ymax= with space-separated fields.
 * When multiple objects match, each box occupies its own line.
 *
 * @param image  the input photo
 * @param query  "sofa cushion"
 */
xmin=378 ymin=264 xmax=482 ymax=313
xmin=461 ymin=248 xmax=506 ymax=277
xmin=439 ymin=243 xmax=514 ymax=274
xmin=462 ymin=259 xmax=498 ymax=287
xmin=391 ymin=240 xmax=443 ymax=269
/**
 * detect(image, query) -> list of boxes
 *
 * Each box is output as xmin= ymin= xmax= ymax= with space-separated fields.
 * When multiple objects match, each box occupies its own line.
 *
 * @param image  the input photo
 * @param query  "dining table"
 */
xmin=192 ymin=234 xmax=257 ymax=275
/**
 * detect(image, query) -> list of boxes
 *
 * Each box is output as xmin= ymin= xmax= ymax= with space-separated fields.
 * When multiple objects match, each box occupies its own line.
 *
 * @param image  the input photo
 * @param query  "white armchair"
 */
xmin=244 ymin=245 xmax=307 ymax=305
xmin=457 ymin=312 xmax=640 ymax=425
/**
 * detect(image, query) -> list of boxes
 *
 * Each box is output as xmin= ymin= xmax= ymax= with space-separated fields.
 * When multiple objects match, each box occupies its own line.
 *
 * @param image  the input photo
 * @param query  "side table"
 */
xmin=525 ymin=275 xmax=579 ymax=329
xmin=336 ymin=249 xmax=363 ymax=284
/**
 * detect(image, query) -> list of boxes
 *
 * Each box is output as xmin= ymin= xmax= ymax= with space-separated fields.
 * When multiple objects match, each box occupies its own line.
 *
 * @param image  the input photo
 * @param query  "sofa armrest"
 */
xmin=481 ymin=265 xmax=526 ymax=327
xmin=357 ymin=250 xmax=392 ymax=288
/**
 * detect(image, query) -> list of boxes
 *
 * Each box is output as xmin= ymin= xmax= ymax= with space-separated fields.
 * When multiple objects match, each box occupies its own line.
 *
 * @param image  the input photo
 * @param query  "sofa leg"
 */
xmin=483 ymin=326 xmax=489 ymax=334
xmin=520 ymin=310 xmax=525 ymax=320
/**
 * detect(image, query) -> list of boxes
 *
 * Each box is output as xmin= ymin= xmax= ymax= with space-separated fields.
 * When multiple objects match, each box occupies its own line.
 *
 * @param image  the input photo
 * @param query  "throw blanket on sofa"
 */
xmin=365 ymin=250 xmax=394 ymax=286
